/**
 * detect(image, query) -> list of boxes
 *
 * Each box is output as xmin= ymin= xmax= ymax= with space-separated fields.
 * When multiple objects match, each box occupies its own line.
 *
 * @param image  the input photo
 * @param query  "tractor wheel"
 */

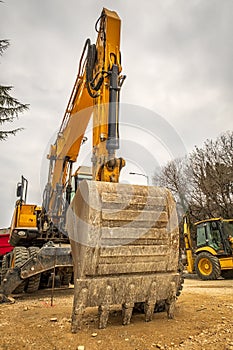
xmin=221 ymin=270 xmax=233 ymax=280
xmin=25 ymin=247 xmax=41 ymax=293
xmin=11 ymin=247 xmax=29 ymax=293
xmin=195 ymin=252 xmax=221 ymax=280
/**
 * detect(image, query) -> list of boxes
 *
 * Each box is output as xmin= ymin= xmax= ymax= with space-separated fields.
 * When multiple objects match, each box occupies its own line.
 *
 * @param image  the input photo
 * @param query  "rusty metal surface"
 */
xmin=67 ymin=180 xmax=180 ymax=332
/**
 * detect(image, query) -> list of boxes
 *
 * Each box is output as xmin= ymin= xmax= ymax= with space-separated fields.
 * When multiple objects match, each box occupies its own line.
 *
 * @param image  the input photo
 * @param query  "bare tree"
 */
xmin=154 ymin=131 xmax=233 ymax=222
xmin=189 ymin=132 xmax=233 ymax=219
xmin=153 ymin=157 xmax=190 ymax=219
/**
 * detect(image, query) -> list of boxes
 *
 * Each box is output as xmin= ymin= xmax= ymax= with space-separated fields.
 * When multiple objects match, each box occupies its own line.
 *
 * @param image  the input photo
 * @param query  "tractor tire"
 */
xmin=25 ymin=247 xmax=41 ymax=293
xmin=221 ymin=270 xmax=233 ymax=280
xmin=11 ymin=247 xmax=29 ymax=293
xmin=195 ymin=252 xmax=221 ymax=280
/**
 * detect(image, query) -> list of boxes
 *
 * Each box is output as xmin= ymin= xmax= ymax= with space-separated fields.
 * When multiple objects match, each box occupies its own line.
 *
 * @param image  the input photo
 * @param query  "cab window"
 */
xmin=223 ymin=221 xmax=233 ymax=237
xmin=208 ymin=221 xmax=222 ymax=251
xmin=196 ymin=221 xmax=222 ymax=251
xmin=196 ymin=224 xmax=207 ymax=247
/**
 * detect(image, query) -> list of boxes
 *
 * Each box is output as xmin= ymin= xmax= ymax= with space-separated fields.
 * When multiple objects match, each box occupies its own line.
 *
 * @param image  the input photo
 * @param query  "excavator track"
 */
xmin=11 ymin=247 xmax=29 ymax=293
xmin=25 ymin=247 xmax=41 ymax=293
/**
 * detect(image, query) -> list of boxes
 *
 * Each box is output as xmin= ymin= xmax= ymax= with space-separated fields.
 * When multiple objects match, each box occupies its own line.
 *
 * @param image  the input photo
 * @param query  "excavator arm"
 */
xmin=43 ymin=8 xmax=126 ymax=225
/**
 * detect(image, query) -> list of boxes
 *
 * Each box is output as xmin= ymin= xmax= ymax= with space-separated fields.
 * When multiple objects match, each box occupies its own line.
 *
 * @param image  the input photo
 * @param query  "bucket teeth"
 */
xmin=67 ymin=180 xmax=180 ymax=332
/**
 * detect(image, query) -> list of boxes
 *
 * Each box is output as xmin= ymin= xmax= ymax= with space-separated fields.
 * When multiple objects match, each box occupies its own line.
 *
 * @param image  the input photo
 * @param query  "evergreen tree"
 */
xmin=0 ymin=39 xmax=29 ymax=141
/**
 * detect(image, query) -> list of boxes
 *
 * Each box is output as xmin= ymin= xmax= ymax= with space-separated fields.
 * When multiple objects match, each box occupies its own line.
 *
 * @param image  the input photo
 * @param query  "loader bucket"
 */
xmin=66 ymin=180 xmax=180 ymax=332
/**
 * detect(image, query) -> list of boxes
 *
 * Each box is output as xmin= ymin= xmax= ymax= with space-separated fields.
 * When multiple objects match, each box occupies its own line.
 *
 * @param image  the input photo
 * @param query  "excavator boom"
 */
xmin=43 ymin=8 xmax=125 ymax=225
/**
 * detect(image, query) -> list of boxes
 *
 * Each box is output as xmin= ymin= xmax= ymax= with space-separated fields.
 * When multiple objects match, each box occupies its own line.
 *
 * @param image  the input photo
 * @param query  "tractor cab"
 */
xmin=195 ymin=218 xmax=233 ymax=255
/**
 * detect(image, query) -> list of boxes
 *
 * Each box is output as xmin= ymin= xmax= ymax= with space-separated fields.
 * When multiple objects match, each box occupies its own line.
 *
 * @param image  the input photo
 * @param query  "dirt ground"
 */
xmin=0 ymin=276 xmax=232 ymax=350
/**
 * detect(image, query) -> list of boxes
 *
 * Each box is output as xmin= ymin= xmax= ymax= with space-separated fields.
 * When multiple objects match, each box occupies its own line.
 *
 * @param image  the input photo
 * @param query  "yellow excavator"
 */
xmin=1 ymin=8 xmax=182 ymax=331
xmin=183 ymin=215 xmax=233 ymax=280
xmin=49 ymin=8 xmax=182 ymax=332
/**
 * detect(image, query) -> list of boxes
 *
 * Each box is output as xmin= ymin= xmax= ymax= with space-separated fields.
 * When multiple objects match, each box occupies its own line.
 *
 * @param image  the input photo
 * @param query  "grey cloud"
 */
xmin=0 ymin=0 xmax=232 ymax=226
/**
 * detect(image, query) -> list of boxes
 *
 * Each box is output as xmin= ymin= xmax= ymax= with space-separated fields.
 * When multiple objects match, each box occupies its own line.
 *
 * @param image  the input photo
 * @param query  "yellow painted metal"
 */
xmin=194 ymin=217 xmax=221 ymax=226
xmin=196 ymin=246 xmax=217 ymax=255
xmin=92 ymin=8 xmax=122 ymax=181
xmin=9 ymin=203 xmax=38 ymax=241
xmin=219 ymin=257 xmax=233 ymax=270
xmin=48 ymin=83 xmax=93 ymax=196
xmin=16 ymin=204 xmax=37 ymax=228
xmin=195 ymin=217 xmax=233 ymax=226
xmin=197 ymin=256 xmax=213 ymax=276
xmin=183 ymin=215 xmax=195 ymax=273
xmin=46 ymin=8 xmax=125 ymax=217
xmin=95 ymin=157 xmax=125 ymax=182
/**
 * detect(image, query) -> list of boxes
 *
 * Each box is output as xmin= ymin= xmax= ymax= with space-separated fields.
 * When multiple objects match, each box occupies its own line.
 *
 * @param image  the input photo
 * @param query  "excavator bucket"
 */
xmin=66 ymin=180 xmax=181 ymax=333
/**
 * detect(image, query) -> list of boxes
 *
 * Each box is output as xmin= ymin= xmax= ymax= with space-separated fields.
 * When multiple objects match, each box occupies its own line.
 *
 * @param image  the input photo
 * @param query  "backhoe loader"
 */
xmin=0 ymin=8 xmax=183 ymax=330
xmin=183 ymin=215 xmax=233 ymax=280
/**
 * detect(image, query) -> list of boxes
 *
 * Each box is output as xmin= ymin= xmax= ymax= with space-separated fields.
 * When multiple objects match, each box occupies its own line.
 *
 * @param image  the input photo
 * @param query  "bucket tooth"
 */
xmin=144 ymin=281 xmax=157 ymax=322
xmin=98 ymin=285 xmax=112 ymax=329
xmin=71 ymin=286 xmax=88 ymax=333
xmin=122 ymin=283 xmax=136 ymax=325
xmin=165 ymin=281 xmax=177 ymax=319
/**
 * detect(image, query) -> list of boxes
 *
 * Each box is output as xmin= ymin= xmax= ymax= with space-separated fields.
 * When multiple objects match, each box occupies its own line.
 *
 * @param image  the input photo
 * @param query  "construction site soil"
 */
xmin=0 ymin=276 xmax=232 ymax=350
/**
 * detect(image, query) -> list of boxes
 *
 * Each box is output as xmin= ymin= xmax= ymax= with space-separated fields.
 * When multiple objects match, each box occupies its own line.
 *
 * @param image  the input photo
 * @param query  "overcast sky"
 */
xmin=0 ymin=0 xmax=232 ymax=227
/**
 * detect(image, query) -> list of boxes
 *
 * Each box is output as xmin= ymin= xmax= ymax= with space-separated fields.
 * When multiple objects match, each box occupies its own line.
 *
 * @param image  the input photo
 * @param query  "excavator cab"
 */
xmin=9 ymin=176 xmax=41 ymax=247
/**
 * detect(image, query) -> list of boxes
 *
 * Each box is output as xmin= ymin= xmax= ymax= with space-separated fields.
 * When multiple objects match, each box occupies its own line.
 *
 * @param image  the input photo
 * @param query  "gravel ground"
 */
xmin=0 ymin=277 xmax=232 ymax=350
